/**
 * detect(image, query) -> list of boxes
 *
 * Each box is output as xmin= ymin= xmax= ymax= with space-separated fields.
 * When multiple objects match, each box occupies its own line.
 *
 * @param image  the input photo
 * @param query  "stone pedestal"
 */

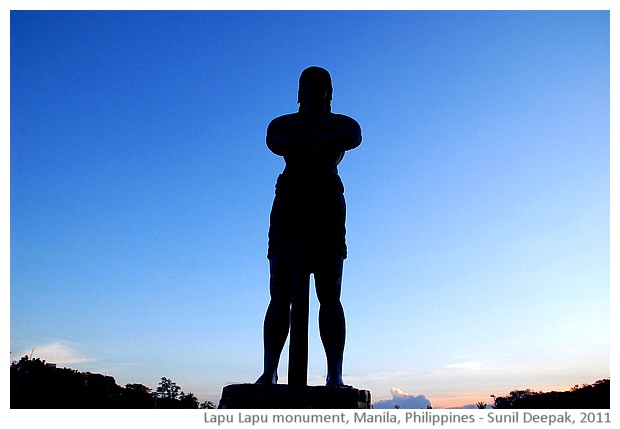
xmin=218 ymin=384 xmax=372 ymax=409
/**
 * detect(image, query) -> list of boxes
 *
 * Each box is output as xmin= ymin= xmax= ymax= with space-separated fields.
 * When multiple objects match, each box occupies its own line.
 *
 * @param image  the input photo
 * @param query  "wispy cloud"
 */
xmin=19 ymin=341 xmax=94 ymax=366
xmin=444 ymin=361 xmax=482 ymax=370
xmin=423 ymin=361 xmax=485 ymax=378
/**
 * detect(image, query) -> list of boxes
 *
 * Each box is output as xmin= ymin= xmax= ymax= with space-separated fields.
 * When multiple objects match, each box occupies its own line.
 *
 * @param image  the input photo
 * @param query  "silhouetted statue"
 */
xmin=256 ymin=66 xmax=362 ymax=387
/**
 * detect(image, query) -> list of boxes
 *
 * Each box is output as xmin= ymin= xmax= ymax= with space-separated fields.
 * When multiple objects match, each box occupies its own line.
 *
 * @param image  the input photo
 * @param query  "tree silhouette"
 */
xmin=200 ymin=400 xmax=217 ymax=409
xmin=154 ymin=377 xmax=185 ymax=408
xmin=156 ymin=377 xmax=181 ymax=400
xmin=179 ymin=391 xmax=199 ymax=409
xmin=121 ymin=383 xmax=155 ymax=408
xmin=492 ymin=379 xmax=610 ymax=409
xmin=11 ymin=356 xmax=204 ymax=409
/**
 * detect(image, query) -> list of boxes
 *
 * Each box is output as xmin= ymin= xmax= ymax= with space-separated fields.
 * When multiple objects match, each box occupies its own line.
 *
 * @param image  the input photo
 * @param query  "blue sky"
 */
xmin=8 ymin=8 xmax=611 ymax=408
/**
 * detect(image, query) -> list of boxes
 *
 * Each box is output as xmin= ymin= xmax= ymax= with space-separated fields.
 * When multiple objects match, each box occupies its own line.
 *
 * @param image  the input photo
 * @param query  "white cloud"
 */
xmin=374 ymin=387 xmax=432 ymax=409
xmin=19 ymin=341 xmax=94 ymax=366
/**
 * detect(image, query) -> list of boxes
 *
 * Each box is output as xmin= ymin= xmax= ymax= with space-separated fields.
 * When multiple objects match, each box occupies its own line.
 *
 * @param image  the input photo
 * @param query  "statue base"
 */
xmin=218 ymin=384 xmax=372 ymax=409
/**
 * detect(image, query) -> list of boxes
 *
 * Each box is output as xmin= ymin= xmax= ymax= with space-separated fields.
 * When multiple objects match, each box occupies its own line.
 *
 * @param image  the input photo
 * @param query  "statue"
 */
xmin=256 ymin=66 xmax=362 ymax=388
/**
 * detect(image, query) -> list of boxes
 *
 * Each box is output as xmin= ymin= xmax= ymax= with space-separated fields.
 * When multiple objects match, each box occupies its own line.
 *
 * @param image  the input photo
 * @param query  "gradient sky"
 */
xmin=8 ymin=8 xmax=611 ymax=408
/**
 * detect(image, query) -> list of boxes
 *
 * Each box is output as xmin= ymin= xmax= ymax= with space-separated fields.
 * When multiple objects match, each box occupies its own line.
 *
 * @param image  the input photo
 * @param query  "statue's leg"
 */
xmin=315 ymin=256 xmax=348 ymax=387
xmin=256 ymin=253 xmax=291 ymax=384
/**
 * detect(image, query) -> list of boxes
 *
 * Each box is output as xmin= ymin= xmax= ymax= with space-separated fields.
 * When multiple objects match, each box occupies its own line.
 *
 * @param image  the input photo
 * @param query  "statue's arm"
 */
xmin=266 ymin=114 xmax=362 ymax=155
xmin=321 ymin=115 xmax=362 ymax=151
xmin=266 ymin=116 xmax=294 ymax=156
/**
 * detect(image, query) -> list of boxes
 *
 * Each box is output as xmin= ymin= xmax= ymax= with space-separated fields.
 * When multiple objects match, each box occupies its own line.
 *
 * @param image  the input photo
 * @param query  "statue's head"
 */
xmin=297 ymin=66 xmax=333 ymax=107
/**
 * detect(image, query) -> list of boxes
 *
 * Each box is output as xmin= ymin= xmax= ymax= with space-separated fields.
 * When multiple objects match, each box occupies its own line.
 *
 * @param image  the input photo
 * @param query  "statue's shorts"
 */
xmin=267 ymin=172 xmax=347 ymax=260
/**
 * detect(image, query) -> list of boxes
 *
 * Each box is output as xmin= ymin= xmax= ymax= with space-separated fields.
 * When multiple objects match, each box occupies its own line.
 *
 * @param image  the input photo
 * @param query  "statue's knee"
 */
xmin=269 ymin=275 xmax=291 ymax=303
xmin=315 ymin=276 xmax=342 ymax=304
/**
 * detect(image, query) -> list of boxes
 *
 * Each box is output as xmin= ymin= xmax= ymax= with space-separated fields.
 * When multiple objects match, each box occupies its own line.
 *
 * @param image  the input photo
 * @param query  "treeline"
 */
xmin=491 ymin=379 xmax=610 ymax=409
xmin=11 ymin=355 xmax=610 ymax=409
xmin=10 ymin=355 xmax=216 ymax=409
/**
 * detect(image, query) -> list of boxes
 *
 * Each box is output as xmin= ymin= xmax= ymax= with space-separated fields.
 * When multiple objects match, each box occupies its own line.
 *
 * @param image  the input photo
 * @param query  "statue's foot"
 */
xmin=255 ymin=372 xmax=278 ymax=384
xmin=326 ymin=373 xmax=351 ymax=388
